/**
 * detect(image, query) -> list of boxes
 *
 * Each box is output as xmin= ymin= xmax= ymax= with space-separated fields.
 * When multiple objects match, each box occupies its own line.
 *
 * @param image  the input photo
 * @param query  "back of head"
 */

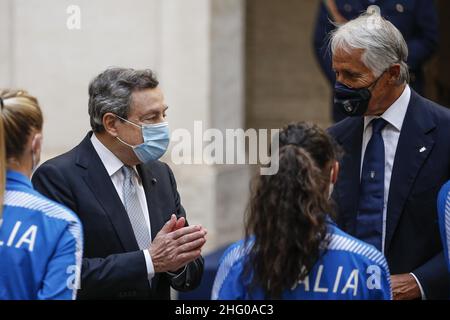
xmin=0 ymin=89 xmax=43 ymax=220
xmin=244 ymin=122 xmax=340 ymax=299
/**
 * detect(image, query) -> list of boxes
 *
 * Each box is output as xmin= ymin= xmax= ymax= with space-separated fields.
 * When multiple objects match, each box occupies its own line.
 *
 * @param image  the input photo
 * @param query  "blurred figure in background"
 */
xmin=313 ymin=0 xmax=438 ymax=122
xmin=0 ymin=90 xmax=83 ymax=300
xmin=212 ymin=122 xmax=391 ymax=300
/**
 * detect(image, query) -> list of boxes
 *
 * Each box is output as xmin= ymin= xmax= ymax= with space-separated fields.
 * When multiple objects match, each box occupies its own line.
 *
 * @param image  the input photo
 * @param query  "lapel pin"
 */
xmin=419 ymin=147 xmax=426 ymax=153
xmin=370 ymin=171 xmax=376 ymax=179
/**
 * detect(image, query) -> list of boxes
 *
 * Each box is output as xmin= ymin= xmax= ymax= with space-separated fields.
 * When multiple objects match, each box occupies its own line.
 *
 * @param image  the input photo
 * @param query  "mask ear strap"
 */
xmin=116 ymin=136 xmax=136 ymax=149
xmin=368 ymin=70 xmax=386 ymax=90
xmin=115 ymin=114 xmax=141 ymax=129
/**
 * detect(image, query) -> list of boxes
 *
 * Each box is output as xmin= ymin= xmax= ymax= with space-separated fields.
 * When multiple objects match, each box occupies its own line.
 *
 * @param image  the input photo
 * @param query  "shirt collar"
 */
xmin=7 ymin=169 xmax=33 ymax=189
xmin=364 ymin=84 xmax=411 ymax=132
xmin=90 ymin=133 xmax=124 ymax=177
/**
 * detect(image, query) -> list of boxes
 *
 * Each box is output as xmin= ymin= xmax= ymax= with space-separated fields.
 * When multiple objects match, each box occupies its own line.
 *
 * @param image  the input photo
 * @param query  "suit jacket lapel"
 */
xmin=335 ymin=118 xmax=364 ymax=235
xmin=385 ymin=91 xmax=436 ymax=251
xmin=76 ymin=132 xmax=139 ymax=252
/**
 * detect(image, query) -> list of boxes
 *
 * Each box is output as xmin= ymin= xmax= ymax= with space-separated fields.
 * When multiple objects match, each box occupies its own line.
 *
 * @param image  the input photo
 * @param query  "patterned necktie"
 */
xmin=122 ymin=165 xmax=151 ymax=250
xmin=356 ymin=118 xmax=387 ymax=251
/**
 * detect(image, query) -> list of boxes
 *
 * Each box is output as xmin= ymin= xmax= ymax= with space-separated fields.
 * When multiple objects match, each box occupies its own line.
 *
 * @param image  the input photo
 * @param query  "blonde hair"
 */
xmin=0 ymin=89 xmax=43 ymax=219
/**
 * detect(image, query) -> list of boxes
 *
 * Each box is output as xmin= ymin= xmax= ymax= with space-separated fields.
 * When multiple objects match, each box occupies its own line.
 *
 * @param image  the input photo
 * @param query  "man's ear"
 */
xmin=331 ymin=160 xmax=339 ymax=184
xmin=103 ymin=113 xmax=119 ymax=137
xmin=388 ymin=64 xmax=401 ymax=83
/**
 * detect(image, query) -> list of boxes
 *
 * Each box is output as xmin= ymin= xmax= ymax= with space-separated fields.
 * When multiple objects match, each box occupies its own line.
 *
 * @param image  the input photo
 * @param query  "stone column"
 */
xmin=159 ymin=0 xmax=249 ymax=252
xmin=0 ymin=0 xmax=13 ymax=88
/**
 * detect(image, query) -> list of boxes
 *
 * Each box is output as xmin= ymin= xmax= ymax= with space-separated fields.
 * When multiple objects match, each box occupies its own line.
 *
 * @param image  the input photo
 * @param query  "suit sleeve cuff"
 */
xmin=166 ymin=265 xmax=187 ymax=279
xmin=143 ymin=250 xmax=155 ymax=281
xmin=410 ymin=272 xmax=426 ymax=300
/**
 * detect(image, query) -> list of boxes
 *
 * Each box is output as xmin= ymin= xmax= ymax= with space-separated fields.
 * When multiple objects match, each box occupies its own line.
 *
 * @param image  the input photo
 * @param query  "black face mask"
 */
xmin=334 ymin=72 xmax=385 ymax=117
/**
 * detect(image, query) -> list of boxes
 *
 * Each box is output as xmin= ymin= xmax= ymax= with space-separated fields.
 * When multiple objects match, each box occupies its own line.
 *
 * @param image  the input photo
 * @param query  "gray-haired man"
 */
xmin=32 ymin=67 xmax=206 ymax=299
xmin=328 ymin=11 xmax=450 ymax=299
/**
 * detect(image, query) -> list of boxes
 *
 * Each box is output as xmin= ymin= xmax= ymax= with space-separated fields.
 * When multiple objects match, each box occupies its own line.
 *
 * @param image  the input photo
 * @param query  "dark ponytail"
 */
xmin=243 ymin=122 xmax=340 ymax=299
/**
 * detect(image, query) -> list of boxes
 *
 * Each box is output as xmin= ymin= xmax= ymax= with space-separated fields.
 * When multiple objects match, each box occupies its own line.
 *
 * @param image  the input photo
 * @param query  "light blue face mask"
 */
xmin=115 ymin=115 xmax=170 ymax=163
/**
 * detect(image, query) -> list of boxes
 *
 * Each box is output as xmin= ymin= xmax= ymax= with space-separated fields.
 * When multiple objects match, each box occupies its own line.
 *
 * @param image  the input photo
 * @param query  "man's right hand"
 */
xmin=149 ymin=214 xmax=207 ymax=273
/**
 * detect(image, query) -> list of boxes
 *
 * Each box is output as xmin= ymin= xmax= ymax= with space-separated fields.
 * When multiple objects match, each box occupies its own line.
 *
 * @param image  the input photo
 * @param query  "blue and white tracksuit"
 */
xmin=438 ymin=181 xmax=450 ymax=273
xmin=0 ymin=170 xmax=83 ymax=300
xmin=212 ymin=220 xmax=392 ymax=300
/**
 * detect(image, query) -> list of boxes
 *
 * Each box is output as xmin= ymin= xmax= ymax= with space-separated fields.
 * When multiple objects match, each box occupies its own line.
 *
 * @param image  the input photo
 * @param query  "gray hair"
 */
xmin=330 ymin=9 xmax=409 ymax=84
xmin=88 ymin=67 xmax=159 ymax=132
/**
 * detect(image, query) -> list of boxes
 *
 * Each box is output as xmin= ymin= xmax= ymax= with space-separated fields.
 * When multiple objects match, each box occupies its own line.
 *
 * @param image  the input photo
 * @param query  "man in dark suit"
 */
xmin=32 ymin=68 xmax=205 ymax=299
xmin=328 ymin=12 xmax=450 ymax=299
xmin=313 ymin=0 xmax=438 ymax=122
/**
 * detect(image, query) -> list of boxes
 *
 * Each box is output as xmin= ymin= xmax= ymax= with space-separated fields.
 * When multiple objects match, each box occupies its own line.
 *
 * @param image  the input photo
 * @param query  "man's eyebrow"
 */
xmin=139 ymin=105 xmax=168 ymax=120
xmin=336 ymin=67 xmax=360 ymax=75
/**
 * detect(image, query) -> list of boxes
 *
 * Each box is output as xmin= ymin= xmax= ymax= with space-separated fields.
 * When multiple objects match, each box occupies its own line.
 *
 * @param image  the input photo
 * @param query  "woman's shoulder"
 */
xmin=3 ymin=187 xmax=81 ymax=233
xmin=211 ymin=239 xmax=253 ymax=298
xmin=219 ymin=239 xmax=252 ymax=269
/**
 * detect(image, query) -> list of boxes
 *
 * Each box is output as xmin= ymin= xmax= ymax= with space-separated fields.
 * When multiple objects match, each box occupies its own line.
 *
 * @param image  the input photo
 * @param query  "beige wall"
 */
xmin=4 ymin=0 xmax=162 ymax=157
xmin=1 ymin=0 xmax=332 ymax=253
xmin=246 ymin=0 xmax=331 ymax=130
xmin=0 ymin=0 xmax=250 ymax=253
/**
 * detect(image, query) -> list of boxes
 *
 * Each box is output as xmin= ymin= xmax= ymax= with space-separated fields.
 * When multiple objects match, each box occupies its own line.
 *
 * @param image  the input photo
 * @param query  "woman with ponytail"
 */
xmin=212 ymin=122 xmax=392 ymax=300
xmin=0 ymin=90 xmax=82 ymax=300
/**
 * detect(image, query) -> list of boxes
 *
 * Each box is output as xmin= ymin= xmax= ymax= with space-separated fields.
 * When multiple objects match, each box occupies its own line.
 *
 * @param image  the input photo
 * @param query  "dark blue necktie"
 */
xmin=356 ymin=118 xmax=387 ymax=251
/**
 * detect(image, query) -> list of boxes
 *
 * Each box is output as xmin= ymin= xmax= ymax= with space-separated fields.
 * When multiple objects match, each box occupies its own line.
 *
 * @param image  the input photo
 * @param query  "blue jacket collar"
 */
xmin=326 ymin=215 xmax=337 ymax=227
xmin=6 ymin=170 xmax=33 ymax=189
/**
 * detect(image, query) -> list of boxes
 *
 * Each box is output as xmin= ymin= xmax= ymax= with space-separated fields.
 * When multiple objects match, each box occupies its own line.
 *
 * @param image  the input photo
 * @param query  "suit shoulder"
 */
xmin=36 ymin=145 xmax=79 ymax=174
xmin=419 ymin=95 xmax=450 ymax=122
xmin=143 ymin=160 xmax=174 ymax=178
xmin=327 ymin=117 xmax=359 ymax=139
xmin=147 ymin=160 xmax=170 ymax=171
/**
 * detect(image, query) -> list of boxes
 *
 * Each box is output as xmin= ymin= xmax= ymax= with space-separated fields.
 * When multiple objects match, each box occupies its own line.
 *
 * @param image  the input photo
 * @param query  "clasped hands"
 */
xmin=149 ymin=214 xmax=207 ymax=273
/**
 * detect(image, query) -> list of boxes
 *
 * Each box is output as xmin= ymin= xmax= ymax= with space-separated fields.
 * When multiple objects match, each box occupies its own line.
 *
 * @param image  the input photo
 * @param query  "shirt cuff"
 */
xmin=410 ymin=272 xmax=426 ymax=300
xmin=143 ymin=250 xmax=155 ymax=281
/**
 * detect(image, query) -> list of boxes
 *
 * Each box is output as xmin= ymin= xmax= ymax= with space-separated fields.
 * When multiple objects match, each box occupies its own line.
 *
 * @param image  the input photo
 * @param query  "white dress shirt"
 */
xmin=361 ymin=85 xmax=425 ymax=299
xmin=90 ymin=133 xmax=155 ymax=281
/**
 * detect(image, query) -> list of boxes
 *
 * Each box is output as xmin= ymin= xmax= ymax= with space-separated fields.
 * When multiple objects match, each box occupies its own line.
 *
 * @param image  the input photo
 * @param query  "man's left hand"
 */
xmin=391 ymin=273 xmax=421 ymax=300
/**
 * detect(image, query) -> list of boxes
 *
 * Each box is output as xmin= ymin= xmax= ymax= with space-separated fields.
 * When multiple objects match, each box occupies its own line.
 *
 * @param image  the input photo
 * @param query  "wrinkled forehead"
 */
xmin=332 ymin=47 xmax=372 ymax=74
